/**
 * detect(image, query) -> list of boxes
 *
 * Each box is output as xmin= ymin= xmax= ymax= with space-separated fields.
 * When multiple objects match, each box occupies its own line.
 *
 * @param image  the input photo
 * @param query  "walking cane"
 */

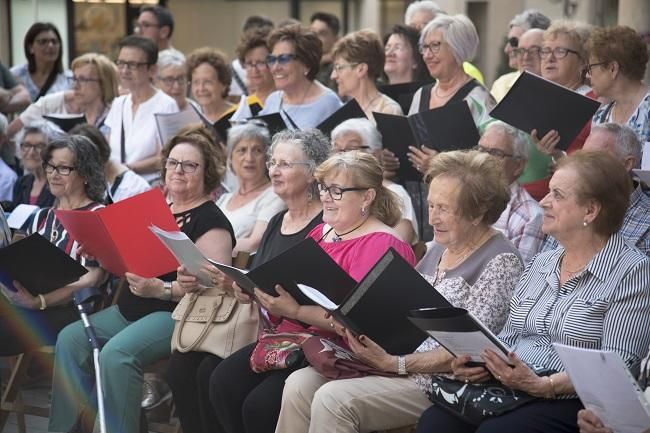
xmin=73 ymin=287 xmax=106 ymax=433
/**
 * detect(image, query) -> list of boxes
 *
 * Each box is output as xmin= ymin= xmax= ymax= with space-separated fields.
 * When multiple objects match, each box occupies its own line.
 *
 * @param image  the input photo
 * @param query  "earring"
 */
xmin=361 ymin=207 xmax=367 ymax=217
xmin=307 ymin=190 xmax=313 ymax=201
xmin=583 ymin=220 xmax=588 ymax=227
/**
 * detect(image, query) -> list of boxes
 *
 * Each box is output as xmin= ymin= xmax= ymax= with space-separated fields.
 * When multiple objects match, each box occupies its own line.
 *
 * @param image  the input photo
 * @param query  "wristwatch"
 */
xmin=397 ymin=356 xmax=407 ymax=375
xmin=163 ymin=281 xmax=173 ymax=301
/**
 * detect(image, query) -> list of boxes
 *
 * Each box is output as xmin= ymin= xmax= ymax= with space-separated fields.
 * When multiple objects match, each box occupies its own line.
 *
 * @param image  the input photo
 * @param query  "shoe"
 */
xmin=141 ymin=378 xmax=172 ymax=410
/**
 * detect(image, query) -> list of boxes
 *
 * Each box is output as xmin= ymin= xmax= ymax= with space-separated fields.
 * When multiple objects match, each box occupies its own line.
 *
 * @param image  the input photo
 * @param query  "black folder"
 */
xmin=490 ymin=71 xmax=601 ymax=151
xmin=379 ymin=80 xmax=432 ymax=114
xmin=43 ymin=114 xmax=87 ymax=132
xmin=374 ymin=112 xmax=419 ymax=182
xmin=0 ymin=233 xmax=88 ymax=295
xmin=248 ymin=112 xmax=290 ymax=136
xmin=316 ymin=99 xmax=367 ymax=137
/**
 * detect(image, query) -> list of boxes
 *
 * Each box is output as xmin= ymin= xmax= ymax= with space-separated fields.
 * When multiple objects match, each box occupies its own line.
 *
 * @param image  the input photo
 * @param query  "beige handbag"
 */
xmin=171 ymin=287 xmax=259 ymax=358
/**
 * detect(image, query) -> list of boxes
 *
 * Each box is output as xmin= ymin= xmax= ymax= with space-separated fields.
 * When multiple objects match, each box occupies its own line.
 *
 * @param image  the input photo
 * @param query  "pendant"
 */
xmin=332 ymin=234 xmax=343 ymax=242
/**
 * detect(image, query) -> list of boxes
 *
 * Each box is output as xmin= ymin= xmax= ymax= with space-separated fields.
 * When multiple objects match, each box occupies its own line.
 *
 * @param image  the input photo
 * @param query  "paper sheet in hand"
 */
xmin=6 ymin=204 xmax=39 ymax=230
xmin=554 ymin=343 xmax=650 ymax=433
xmin=633 ymin=169 xmax=650 ymax=186
xmin=154 ymin=110 xmax=201 ymax=146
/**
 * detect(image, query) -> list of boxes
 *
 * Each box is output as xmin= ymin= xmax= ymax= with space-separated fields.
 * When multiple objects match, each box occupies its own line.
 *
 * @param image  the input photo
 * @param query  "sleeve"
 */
xmin=191 ymin=204 xmax=236 ymax=248
xmin=346 ymin=234 xmax=416 ymax=281
xmin=19 ymin=97 xmax=47 ymax=125
xmin=256 ymin=190 xmax=286 ymax=223
xmin=466 ymin=253 xmax=523 ymax=334
xmin=0 ymin=63 xmax=17 ymax=89
xmin=464 ymin=86 xmax=496 ymax=133
xmin=512 ymin=207 xmax=545 ymax=265
xmin=104 ymin=97 xmax=121 ymax=131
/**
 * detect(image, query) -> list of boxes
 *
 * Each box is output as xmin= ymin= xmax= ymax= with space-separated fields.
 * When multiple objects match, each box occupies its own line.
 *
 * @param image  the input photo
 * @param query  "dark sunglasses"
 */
xmin=507 ymin=37 xmax=519 ymax=48
xmin=266 ymin=53 xmax=297 ymax=67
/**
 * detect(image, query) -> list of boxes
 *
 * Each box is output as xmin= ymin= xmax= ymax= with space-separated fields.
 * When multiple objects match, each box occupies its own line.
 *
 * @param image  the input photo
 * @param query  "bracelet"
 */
xmin=38 ymin=294 xmax=47 ymax=310
xmin=163 ymin=281 xmax=173 ymax=301
xmin=397 ymin=356 xmax=407 ymax=375
xmin=547 ymin=375 xmax=556 ymax=398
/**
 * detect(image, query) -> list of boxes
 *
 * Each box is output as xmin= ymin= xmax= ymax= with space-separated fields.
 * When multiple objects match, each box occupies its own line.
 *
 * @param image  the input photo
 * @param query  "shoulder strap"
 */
xmin=231 ymin=66 xmax=248 ymax=96
xmin=35 ymin=68 xmax=59 ymax=100
xmin=419 ymin=84 xmax=434 ymax=112
xmin=448 ymin=79 xmax=480 ymax=104
xmin=120 ymin=98 xmax=127 ymax=164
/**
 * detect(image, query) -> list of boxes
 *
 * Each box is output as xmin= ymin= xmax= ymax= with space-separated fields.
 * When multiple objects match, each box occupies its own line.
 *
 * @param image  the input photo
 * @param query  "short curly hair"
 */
xmin=186 ymin=47 xmax=232 ymax=98
xmin=332 ymin=29 xmax=385 ymax=81
xmin=236 ymin=28 xmax=272 ymax=64
xmin=42 ymin=135 xmax=106 ymax=203
xmin=161 ymin=125 xmax=226 ymax=194
xmin=267 ymin=25 xmax=322 ymax=81
xmin=586 ymin=25 xmax=648 ymax=81
xmin=544 ymin=20 xmax=592 ymax=62
xmin=425 ymin=150 xmax=509 ymax=225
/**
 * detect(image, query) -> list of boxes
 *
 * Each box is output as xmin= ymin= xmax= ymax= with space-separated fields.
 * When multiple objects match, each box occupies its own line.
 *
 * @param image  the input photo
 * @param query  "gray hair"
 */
xmin=42 ymin=135 xmax=106 ymax=203
xmin=421 ymin=14 xmax=479 ymax=64
xmin=269 ymin=129 xmax=331 ymax=173
xmin=509 ymin=9 xmax=551 ymax=31
xmin=157 ymin=49 xmax=186 ymax=73
xmin=226 ymin=123 xmax=271 ymax=156
xmin=16 ymin=121 xmax=59 ymax=147
xmin=331 ymin=118 xmax=382 ymax=153
xmin=404 ymin=1 xmax=444 ymax=25
xmin=591 ymin=122 xmax=642 ymax=163
xmin=484 ymin=121 xmax=530 ymax=160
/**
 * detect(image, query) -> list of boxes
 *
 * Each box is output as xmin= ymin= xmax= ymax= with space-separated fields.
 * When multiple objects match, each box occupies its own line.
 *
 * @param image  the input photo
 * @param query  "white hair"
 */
xmin=226 ymin=122 xmax=271 ymax=156
xmin=485 ymin=121 xmax=530 ymax=160
xmin=404 ymin=1 xmax=444 ymax=26
xmin=331 ymin=118 xmax=383 ymax=152
xmin=509 ymin=9 xmax=551 ymax=31
xmin=157 ymin=49 xmax=186 ymax=72
xmin=420 ymin=14 xmax=479 ymax=64
xmin=591 ymin=122 xmax=642 ymax=164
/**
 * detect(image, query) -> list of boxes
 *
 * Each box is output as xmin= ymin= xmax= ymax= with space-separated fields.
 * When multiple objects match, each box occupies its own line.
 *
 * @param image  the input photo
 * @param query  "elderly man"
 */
xmin=478 ymin=121 xmax=544 ymax=263
xmin=135 ymin=5 xmax=183 ymax=58
xmin=541 ymin=123 xmax=650 ymax=255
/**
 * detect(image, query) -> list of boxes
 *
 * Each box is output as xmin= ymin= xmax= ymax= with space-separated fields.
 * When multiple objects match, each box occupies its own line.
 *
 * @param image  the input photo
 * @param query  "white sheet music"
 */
xmin=554 ymin=343 xmax=650 ymax=433
xmin=6 ymin=204 xmax=39 ymax=229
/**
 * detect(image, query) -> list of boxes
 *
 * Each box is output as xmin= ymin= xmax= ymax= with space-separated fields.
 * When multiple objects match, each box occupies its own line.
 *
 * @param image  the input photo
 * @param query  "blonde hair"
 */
xmin=71 ymin=53 xmax=119 ymax=105
xmin=544 ymin=20 xmax=592 ymax=62
xmin=315 ymin=151 xmax=401 ymax=227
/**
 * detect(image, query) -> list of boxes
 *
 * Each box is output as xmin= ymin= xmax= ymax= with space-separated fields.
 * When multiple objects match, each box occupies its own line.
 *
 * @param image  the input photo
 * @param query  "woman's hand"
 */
xmin=450 ymin=355 xmax=491 ymax=383
xmin=482 ymin=349 xmax=548 ymax=396
xmin=76 ymin=243 xmax=96 ymax=261
xmin=201 ymin=264 xmax=234 ymax=295
xmin=345 ymin=329 xmax=395 ymax=372
xmin=125 ymin=272 xmax=163 ymax=299
xmin=0 ymin=280 xmax=39 ymax=310
xmin=232 ymin=282 xmax=253 ymax=304
xmin=324 ymin=312 xmax=348 ymax=337
xmin=381 ymin=149 xmax=400 ymax=179
xmin=407 ymin=145 xmax=438 ymax=174
xmin=254 ymin=285 xmax=299 ymax=319
xmin=531 ymin=129 xmax=563 ymax=158
xmin=176 ymin=265 xmax=202 ymax=294
xmin=577 ymin=409 xmax=612 ymax=433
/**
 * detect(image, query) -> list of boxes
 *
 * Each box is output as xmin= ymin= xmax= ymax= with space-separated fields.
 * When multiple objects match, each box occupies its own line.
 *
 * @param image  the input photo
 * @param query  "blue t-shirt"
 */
xmin=260 ymin=82 xmax=342 ymax=129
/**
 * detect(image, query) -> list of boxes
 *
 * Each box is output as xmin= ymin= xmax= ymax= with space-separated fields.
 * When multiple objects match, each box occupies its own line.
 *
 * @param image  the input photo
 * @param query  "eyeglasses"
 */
xmin=475 ymin=144 xmax=518 ymax=159
xmin=243 ymin=61 xmax=268 ymax=71
xmin=136 ymin=21 xmax=160 ymax=29
xmin=418 ymin=41 xmax=442 ymax=55
xmin=317 ymin=183 xmax=368 ymax=201
xmin=158 ymin=75 xmax=187 ymax=86
xmin=540 ymin=47 xmax=580 ymax=60
xmin=115 ymin=60 xmax=149 ymax=70
xmin=34 ymin=38 xmax=60 ymax=47
xmin=512 ymin=46 xmax=542 ymax=58
xmin=43 ymin=162 xmax=75 ymax=176
xmin=507 ymin=37 xmax=519 ymax=48
xmin=165 ymin=158 xmax=200 ymax=173
xmin=266 ymin=53 xmax=298 ymax=67
xmin=68 ymin=76 xmax=100 ymax=85
xmin=586 ymin=61 xmax=608 ymax=75
xmin=21 ymin=142 xmax=46 ymax=152
xmin=265 ymin=159 xmax=311 ymax=170
xmin=332 ymin=63 xmax=359 ymax=73
xmin=385 ymin=43 xmax=406 ymax=54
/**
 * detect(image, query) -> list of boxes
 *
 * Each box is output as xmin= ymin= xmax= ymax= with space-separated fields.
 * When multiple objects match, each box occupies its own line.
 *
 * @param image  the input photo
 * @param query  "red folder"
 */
xmin=55 ymin=188 xmax=180 ymax=278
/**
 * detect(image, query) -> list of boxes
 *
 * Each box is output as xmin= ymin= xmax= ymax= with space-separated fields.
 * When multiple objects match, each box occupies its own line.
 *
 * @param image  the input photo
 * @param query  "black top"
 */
xmin=3 ymin=174 xmax=56 ymax=212
xmin=249 ymin=209 xmax=323 ymax=270
xmin=117 ymin=200 xmax=235 ymax=322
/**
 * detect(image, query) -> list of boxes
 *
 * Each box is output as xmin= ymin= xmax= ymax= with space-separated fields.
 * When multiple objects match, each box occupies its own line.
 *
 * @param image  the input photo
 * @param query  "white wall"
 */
xmin=10 ymin=0 xmax=68 ymax=67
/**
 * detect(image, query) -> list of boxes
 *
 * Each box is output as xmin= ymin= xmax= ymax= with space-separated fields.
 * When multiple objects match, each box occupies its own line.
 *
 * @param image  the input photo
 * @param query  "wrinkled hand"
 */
xmin=482 ymin=349 xmax=545 ymax=395
xmin=450 ymin=354 xmax=491 ymax=383
xmin=345 ymin=329 xmax=394 ymax=371
xmin=176 ymin=265 xmax=203 ymax=294
xmin=577 ymin=409 xmax=612 ymax=433
xmin=254 ymin=285 xmax=299 ymax=319
xmin=232 ymin=282 xmax=253 ymax=304
xmin=407 ymin=146 xmax=438 ymax=174
xmin=381 ymin=149 xmax=400 ymax=179
xmin=323 ymin=311 xmax=348 ymax=336
xmin=0 ymin=280 xmax=39 ymax=310
xmin=201 ymin=264 xmax=234 ymax=294
xmin=531 ymin=129 xmax=562 ymax=157
xmin=125 ymin=272 xmax=162 ymax=299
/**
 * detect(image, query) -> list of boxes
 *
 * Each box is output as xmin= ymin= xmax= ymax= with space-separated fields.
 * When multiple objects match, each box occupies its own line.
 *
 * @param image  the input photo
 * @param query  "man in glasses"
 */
xmin=491 ymin=9 xmax=550 ymax=102
xmin=479 ymin=121 xmax=544 ymax=264
xmin=135 ymin=5 xmax=184 ymax=60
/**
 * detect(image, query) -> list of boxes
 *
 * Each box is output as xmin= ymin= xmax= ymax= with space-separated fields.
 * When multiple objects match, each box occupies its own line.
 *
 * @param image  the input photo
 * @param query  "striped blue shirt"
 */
xmin=499 ymin=233 xmax=650 ymax=375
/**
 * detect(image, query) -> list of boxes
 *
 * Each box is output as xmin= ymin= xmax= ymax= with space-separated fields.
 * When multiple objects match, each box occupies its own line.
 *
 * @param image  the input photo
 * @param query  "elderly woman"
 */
xmin=236 ymin=28 xmax=276 ymax=104
xmin=167 ymin=128 xmax=329 ymax=433
xmin=259 ymin=25 xmax=342 ymax=129
xmin=383 ymin=24 xmax=430 ymax=85
xmin=157 ymin=49 xmax=195 ymax=112
xmin=187 ymin=47 xmax=234 ymax=123
xmin=69 ymin=124 xmax=150 ymax=203
xmin=415 ymin=151 xmax=650 ymax=433
xmin=587 ymin=26 xmax=649 ymax=167
xmin=11 ymin=22 xmax=69 ymax=101
xmin=330 ymin=29 xmax=402 ymax=121
xmin=2 ymin=124 xmax=55 ymax=211
xmin=216 ymin=123 xmax=285 ymax=253
xmin=533 ymin=21 xmax=594 ymax=160
xmin=274 ymin=150 xmax=523 ymax=433
xmin=48 ymin=126 xmax=235 ymax=433
xmin=331 ymin=118 xmax=417 ymax=244
xmin=208 ymin=147 xmax=415 ymax=433
xmin=0 ymin=135 xmax=106 ymax=356
xmin=8 ymin=53 xmax=119 ymax=138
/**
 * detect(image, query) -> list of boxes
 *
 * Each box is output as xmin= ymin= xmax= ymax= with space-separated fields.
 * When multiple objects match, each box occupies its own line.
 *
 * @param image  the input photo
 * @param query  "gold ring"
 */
xmin=211 ymin=277 xmax=218 ymax=285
